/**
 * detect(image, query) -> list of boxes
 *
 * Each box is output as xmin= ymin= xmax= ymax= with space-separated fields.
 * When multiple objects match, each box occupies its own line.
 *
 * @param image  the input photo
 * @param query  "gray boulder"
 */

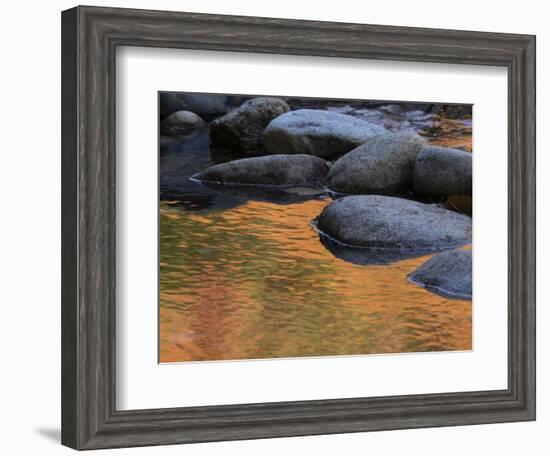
xmin=263 ymin=109 xmax=388 ymax=160
xmin=160 ymin=110 xmax=204 ymax=137
xmin=315 ymin=195 xmax=471 ymax=250
xmin=408 ymin=249 xmax=472 ymax=299
xmin=413 ymin=146 xmax=472 ymax=197
xmin=209 ymin=97 xmax=290 ymax=152
xmin=192 ymin=154 xmax=329 ymax=188
xmin=327 ymin=132 xmax=425 ymax=195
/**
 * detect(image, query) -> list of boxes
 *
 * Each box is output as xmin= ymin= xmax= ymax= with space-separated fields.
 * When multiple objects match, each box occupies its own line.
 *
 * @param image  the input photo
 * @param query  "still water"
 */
xmin=159 ymin=105 xmax=472 ymax=363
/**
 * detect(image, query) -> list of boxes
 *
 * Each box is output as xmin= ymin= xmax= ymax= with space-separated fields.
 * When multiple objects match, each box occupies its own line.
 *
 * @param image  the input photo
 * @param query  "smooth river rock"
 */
xmin=192 ymin=154 xmax=330 ymax=188
xmin=413 ymin=146 xmax=472 ymax=197
xmin=315 ymin=195 xmax=472 ymax=250
xmin=408 ymin=249 xmax=472 ymax=299
xmin=209 ymin=97 xmax=290 ymax=152
xmin=263 ymin=109 xmax=388 ymax=160
xmin=327 ymin=132 xmax=425 ymax=195
xmin=160 ymin=110 xmax=205 ymax=137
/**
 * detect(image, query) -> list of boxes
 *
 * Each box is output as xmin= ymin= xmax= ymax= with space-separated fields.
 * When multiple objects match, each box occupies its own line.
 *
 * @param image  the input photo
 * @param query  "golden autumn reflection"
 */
xmin=160 ymin=198 xmax=471 ymax=362
xmin=159 ymin=99 xmax=472 ymax=363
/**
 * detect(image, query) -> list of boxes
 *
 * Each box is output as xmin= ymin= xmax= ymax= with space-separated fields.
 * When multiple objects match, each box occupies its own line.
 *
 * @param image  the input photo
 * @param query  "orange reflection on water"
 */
xmin=421 ymin=116 xmax=472 ymax=152
xmin=159 ymin=197 xmax=472 ymax=363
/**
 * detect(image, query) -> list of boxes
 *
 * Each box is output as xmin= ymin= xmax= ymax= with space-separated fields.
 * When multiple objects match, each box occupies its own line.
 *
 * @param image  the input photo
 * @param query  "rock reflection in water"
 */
xmin=315 ymin=232 xmax=461 ymax=266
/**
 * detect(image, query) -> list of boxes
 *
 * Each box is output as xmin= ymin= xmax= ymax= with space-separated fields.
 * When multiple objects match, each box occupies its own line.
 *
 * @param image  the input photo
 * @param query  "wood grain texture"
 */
xmin=61 ymin=5 xmax=536 ymax=450
xmin=61 ymin=7 xmax=78 ymax=449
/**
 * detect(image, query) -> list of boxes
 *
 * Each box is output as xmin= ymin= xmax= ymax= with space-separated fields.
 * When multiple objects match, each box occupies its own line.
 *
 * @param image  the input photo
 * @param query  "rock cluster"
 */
xmin=170 ymin=96 xmax=473 ymax=299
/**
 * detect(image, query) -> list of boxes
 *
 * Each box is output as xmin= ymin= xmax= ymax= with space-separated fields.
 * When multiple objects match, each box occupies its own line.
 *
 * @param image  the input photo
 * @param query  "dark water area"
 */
xmin=160 ymin=127 xmax=330 ymax=213
xmin=159 ymin=99 xmax=472 ymax=363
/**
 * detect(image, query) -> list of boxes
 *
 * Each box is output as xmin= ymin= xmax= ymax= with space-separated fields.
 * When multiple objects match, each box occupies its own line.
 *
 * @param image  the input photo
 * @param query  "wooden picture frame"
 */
xmin=61 ymin=5 xmax=536 ymax=450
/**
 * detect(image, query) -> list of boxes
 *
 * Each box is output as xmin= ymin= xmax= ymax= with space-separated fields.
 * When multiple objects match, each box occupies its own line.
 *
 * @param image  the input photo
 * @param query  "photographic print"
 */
xmin=159 ymin=92 xmax=472 ymax=363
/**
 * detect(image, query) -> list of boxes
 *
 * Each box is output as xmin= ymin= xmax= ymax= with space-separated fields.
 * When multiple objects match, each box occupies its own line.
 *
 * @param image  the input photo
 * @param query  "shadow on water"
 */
xmin=196 ymin=181 xmax=329 ymax=205
xmin=316 ymin=231 xmax=451 ymax=265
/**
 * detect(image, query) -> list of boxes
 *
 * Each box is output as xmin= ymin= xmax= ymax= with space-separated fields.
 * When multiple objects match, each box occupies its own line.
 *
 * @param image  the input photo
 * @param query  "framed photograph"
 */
xmin=61 ymin=5 xmax=536 ymax=450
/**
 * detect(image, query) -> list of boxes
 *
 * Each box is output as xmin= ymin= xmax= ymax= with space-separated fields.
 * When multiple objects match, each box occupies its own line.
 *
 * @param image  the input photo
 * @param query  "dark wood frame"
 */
xmin=61 ymin=5 xmax=536 ymax=450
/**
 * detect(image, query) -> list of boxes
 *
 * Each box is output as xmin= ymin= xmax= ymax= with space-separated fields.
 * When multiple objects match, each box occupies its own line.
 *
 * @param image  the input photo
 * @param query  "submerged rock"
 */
xmin=192 ymin=154 xmax=330 ymax=188
xmin=263 ymin=109 xmax=388 ymax=160
xmin=408 ymin=249 xmax=472 ymax=299
xmin=327 ymin=132 xmax=425 ymax=195
xmin=315 ymin=195 xmax=471 ymax=250
xmin=209 ymin=97 xmax=290 ymax=152
xmin=413 ymin=146 xmax=472 ymax=197
xmin=160 ymin=111 xmax=204 ymax=137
